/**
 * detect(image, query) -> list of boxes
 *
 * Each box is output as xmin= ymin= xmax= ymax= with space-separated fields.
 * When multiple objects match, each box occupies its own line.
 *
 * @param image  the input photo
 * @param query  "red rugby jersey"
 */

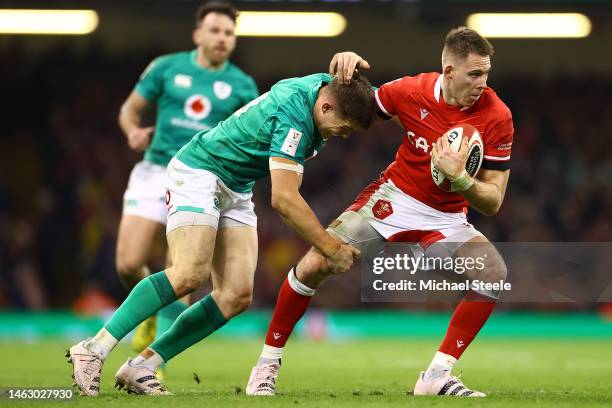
xmin=375 ymin=72 xmax=514 ymax=213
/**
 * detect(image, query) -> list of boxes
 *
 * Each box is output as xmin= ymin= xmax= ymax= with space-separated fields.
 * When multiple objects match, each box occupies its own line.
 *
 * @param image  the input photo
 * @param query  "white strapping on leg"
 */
xmin=287 ymin=267 xmax=315 ymax=296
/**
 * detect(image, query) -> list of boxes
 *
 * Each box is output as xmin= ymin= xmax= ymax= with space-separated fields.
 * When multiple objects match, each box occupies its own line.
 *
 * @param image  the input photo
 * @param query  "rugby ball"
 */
xmin=431 ymin=124 xmax=483 ymax=191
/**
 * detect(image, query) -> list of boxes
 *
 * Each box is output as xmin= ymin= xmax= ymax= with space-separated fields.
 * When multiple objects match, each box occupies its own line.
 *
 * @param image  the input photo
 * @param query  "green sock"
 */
xmin=105 ymin=271 xmax=177 ymax=341
xmin=155 ymin=300 xmax=189 ymax=369
xmin=150 ymin=295 xmax=227 ymax=362
xmin=156 ymin=300 xmax=189 ymax=339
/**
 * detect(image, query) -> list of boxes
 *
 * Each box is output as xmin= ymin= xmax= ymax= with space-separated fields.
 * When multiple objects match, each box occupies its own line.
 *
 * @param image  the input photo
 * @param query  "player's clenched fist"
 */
xmin=127 ymin=126 xmax=154 ymax=152
xmin=326 ymin=243 xmax=361 ymax=274
xmin=431 ymin=135 xmax=469 ymax=181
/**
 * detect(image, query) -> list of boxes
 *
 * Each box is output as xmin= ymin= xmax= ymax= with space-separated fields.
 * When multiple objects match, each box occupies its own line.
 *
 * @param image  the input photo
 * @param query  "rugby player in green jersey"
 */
xmin=116 ymin=2 xmax=258 ymax=355
xmin=67 ymin=72 xmax=375 ymax=396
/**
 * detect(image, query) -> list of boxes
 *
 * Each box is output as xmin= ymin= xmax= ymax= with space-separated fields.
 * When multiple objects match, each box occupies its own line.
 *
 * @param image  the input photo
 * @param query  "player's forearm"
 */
xmin=460 ymin=178 xmax=503 ymax=216
xmin=118 ymin=103 xmax=142 ymax=138
xmin=271 ymin=192 xmax=339 ymax=256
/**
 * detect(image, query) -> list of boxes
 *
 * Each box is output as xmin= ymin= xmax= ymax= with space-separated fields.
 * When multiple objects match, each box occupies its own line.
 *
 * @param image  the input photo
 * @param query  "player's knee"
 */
xmin=296 ymin=249 xmax=331 ymax=288
xmin=213 ymin=288 xmax=253 ymax=318
xmin=115 ymin=255 xmax=144 ymax=286
xmin=477 ymin=257 xmax=508 ymax=283
xmin=489 ymin=260 xmax=508 ymax=281
xmin=472 ymin=260 xmax=507 ymax=300
xmin=181 ymin=274 xmax=205 ymax=295
xmin=231 ymin=291 xmax=253 ymax=315
xmin=461 ymin=240 xmax=507 ymax=283
xmin=171 ymin=262 xmax=212 ymax=296
xmin=300 ymin=249 xmax=328 ymax=275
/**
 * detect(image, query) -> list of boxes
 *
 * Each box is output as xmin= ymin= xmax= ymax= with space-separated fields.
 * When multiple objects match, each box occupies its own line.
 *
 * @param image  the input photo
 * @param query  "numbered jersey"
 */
xmin=136 ymin=50 xmax=258 ymax=166
xmin=375 ymin=73 xmax=514 ymax=213
xmin=176 ymin=73 xmax=329 ymax=193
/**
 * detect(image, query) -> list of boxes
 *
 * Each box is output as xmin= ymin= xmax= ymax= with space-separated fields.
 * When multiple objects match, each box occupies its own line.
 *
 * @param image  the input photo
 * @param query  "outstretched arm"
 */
xmin=269 ymin=157 xmax=360 ymax=273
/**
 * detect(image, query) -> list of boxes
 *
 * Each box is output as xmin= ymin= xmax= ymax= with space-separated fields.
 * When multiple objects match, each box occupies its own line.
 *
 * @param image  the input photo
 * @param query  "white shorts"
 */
xmin=332 ymin=178 xmax=483 ymax=253
xmin=122 ymin=160 xmax=168 ymax=225
xmin=165 ymin=158 xmax=257 ymax=234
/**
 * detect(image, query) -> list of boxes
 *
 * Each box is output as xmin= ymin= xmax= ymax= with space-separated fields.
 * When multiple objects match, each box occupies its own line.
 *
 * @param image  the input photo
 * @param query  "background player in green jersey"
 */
xmin=116 ymin=2 xmax=258 ymax=354
xmin=67 ymin=72 xmax=375 ymax=396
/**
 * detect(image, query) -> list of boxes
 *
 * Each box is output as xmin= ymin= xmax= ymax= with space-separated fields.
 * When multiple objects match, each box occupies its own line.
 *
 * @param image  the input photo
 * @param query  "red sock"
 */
xmin=438 ymin=291 xmax=497 ymax=359
xmin=265 ymin=271 xmax=313 ymax=348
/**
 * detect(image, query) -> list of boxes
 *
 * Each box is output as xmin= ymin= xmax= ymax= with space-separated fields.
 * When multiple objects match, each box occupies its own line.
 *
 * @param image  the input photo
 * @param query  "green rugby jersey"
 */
xmin=135 ymin=50 xmax=258 ymax=166
xmin=176 ymin=73 xmax=330 ymax=193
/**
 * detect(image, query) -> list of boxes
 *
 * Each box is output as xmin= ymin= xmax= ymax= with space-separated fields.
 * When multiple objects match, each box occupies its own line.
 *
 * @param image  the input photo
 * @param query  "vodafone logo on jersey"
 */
xmin=184 ymin=94 xmax=212 ymax=120
xmin=372 ymin=199 xmax=393 ymax=220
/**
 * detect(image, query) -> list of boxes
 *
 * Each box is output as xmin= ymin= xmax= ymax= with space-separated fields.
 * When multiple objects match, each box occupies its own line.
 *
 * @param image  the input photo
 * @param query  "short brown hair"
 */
xmin=444 ymin=26 xmax=494 ymax=61
xmin=328 ymin=74 xmax=375 ymax=130
xmin=195 ymin=2 xmax=239 ymax=27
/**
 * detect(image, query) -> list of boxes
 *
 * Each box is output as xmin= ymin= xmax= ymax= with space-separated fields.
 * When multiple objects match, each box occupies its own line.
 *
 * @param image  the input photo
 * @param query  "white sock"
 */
xmin=131 ymin=350 xmax=164 ymax=372
xmin=424 ymin=351 xmax=457 ymax=381
xmin=258 ymin=344 xmax=283 ymax=364
xmin=85 ymin=328 xmax=118 ymax=360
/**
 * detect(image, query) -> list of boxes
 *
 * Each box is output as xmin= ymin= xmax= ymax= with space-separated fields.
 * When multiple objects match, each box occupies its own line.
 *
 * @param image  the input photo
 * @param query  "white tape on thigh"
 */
xmin=269 ymin=158 xmax=304 ymax=174
xmin=166 ymin=211 xmax=219 ymax=234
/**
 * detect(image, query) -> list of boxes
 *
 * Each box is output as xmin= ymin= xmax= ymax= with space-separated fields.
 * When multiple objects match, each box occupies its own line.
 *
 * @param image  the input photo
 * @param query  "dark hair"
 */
xmin=195 ymin=2 xmax=239 ymax=27
xmin=444 ymin=26 xmax=494 ymax=60
xmin=328 ymin=74 xmax=376 ymax=130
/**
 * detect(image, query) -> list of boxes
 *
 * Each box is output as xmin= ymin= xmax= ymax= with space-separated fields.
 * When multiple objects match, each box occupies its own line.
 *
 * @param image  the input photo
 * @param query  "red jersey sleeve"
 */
xmin=374 ymin=77 xmax=406 ymax=118
xmin=482 ymin=113 xmax=514 ymax=171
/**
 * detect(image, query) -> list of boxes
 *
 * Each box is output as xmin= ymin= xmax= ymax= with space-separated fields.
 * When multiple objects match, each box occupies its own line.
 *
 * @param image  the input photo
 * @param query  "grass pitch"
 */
xmin=2 ymin=338 xmax=611 ymax=407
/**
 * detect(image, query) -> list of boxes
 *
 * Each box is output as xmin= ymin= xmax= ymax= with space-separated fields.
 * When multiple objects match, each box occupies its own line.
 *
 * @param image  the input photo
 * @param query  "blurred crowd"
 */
xmin=1 ymin=44 xmax=611 ymax=310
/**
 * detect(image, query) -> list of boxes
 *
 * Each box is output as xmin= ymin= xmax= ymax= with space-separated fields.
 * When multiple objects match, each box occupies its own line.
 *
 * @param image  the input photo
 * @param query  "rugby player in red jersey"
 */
xmin=246 ymin=27 xmax=513 ymax=397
